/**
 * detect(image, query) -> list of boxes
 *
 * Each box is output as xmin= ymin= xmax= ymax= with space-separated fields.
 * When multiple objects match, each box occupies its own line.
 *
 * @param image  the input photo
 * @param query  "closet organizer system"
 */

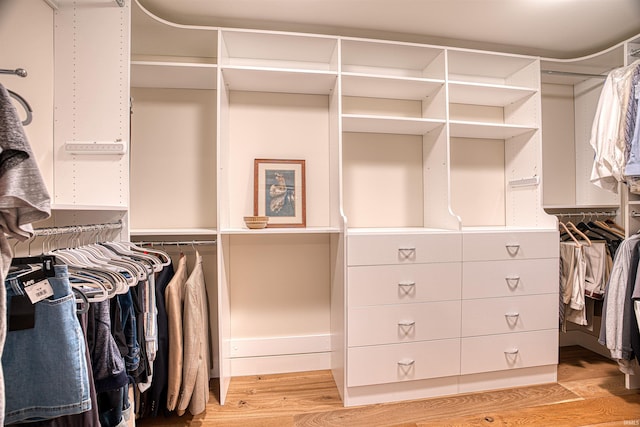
xmin=36 ymin=0 xmax=640 ymax=408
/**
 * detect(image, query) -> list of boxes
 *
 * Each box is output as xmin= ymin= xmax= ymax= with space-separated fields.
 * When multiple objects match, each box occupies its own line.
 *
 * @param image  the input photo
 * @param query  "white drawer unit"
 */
xmin=347 ymin=232 xmax=462 ymax=266
xmin=347 ymin=338 xmax=460 ymax=387
xmin=461 ymin=294 xmax=558 ymax=337
xmin=348 ymin=301 xmax=461 ymax=346
xmin=348 ymin=262 xmax=462 ymax=306
xmin=460 ymin=329 xmax=558 ymax=375
xmin=462 ymin=230 xmax=558 ymax=261
xmin=462 ymin=258 xmax=558 ymax=299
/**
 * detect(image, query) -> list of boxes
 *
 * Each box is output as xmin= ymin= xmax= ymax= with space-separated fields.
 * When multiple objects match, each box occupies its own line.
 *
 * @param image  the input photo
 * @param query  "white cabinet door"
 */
xmin=348 ymin=232 xmax=462 ymax=266
xmin=348 ymin=262 xmax=462 ymax=306
xmin=460 ymin=329 xmax=558 ymax=375
xmin=463 ymin=230 xmax=558 ymax=261
xmin=461 ymin=294 xmax=558 ymax=337
xmin=347 ymin=339 xmax=460 ymax=387
xmin=462 ymin=258 xmax=558 ymax=299
xmin=349 ymin=301 xmax=461 ymax=346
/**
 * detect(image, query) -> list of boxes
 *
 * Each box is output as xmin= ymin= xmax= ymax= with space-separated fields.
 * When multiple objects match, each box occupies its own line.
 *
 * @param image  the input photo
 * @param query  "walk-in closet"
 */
xmin=1 ymin=0 xmax=639 ymax=425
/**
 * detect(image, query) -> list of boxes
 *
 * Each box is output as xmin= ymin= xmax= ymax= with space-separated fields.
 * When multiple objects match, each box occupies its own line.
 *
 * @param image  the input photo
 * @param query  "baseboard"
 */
xmin=228 ymin=333 xmax=331 ymax=375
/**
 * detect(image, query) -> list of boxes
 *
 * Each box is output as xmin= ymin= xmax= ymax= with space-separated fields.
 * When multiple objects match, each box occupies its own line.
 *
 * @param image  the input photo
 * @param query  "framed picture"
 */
xmin=254 ymin=159 xmax=306 ymax=227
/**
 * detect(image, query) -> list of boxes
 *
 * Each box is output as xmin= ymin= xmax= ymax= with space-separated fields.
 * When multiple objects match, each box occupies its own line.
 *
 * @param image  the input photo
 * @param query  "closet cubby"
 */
xmin=447 ymin=50 xmax=548 ymax=228
xmin=129 ymin=1 xmax=217 ymax=236
xmin=340 ymin=39 xmax=455 ymax=230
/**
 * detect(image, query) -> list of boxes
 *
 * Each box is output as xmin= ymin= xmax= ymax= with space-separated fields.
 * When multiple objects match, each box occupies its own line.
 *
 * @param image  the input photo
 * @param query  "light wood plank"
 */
xmin=415 ymin=395 xmax=640 ymax=427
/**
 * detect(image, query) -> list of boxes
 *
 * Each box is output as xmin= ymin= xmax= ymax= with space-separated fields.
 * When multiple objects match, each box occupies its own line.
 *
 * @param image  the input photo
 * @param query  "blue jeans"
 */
xmin=2 ymin=264 xmax=91 ymax=424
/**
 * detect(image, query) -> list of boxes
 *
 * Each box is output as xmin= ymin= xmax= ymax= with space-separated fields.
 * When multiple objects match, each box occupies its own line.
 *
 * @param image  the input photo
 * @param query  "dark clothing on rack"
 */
xmin=140 ymin=262 xmax=174 ymax=418
xmin=87 ymin=300 xmax=128 ymax=394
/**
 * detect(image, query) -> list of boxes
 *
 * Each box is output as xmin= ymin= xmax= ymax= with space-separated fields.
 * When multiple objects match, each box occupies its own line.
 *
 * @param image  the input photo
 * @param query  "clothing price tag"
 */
xmin=24 ymin=278 xmax=54 ymax=304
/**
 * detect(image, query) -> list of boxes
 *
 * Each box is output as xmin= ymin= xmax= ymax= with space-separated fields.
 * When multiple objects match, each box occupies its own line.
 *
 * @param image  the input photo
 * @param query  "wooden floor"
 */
xmin=141 ymin=346 xmax=640 ymax=426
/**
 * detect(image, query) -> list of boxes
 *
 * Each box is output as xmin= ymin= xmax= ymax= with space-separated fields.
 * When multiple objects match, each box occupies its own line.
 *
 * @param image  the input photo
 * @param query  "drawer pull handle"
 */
xmin=397 ymin=359 xmax=415 ymax=367
xmin=398 ymin=320 xmax=416 ymax=327
xmin=505 ymin=276 xmax=520 ymax=287
xmin=398 ymin=281 xmax=416 ymax=288
xmin=504 ymin=312 xmax=520 ymax=319
xmin=504 ymin=348 xmax=519 ymax=355
xmin=505 ymin=244 xmax=520 ymax=256
xmin=398 ymin=247 xmax=416 ymax=259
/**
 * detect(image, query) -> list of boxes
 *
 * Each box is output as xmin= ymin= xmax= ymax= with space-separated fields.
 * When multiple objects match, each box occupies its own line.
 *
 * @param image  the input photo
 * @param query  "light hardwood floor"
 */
xmin=142 ymin=346 xmax=640 ymax=426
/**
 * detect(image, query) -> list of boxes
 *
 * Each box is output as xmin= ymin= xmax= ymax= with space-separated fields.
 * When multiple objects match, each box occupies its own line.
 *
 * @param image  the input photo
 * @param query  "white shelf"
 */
xmin=448 ymin=81 xmax=536 ymax=106
xmin=129 ymin=228 xmax=217 ymax=236
xmin=449 ymin=121 xmax=537 ymax=139
xmin=221 ymin=66 xmax=337 ymax=94
xmin=343 ymin=114 xmax=445 ymax=135
xmin=342 ymin=73 xmax=444 ymax=100
xmin=131 ymin=61 xmax=217 ymax=89
xmin=220 ymin=226 xmax=341 ymax=234
xmin=51 ymin=204 xmax=127 ymax=211
xmin=220 ymin=29 xmax=338 ymax=71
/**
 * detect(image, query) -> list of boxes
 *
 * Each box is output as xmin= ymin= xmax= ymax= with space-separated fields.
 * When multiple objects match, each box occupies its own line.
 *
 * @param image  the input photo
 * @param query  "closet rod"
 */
xmin=134 ymin=240 xmax=217 ymax=246
xmin=540 ymin=69 xmax=607 ymax=79
xmin=0 ymin=68 xmax=27 ymax=77
xmin=553 ymin=210 xmax=617 ymax=218
xmin=33 ymin=221 xmax=123 ymax=237
xmin=630 ymin=48 xmax=640 ymax=57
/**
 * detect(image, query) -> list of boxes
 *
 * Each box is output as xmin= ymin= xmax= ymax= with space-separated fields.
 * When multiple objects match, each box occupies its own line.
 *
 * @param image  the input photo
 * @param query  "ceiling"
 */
xmin=136 ymin=0 xmax=640 ymax=60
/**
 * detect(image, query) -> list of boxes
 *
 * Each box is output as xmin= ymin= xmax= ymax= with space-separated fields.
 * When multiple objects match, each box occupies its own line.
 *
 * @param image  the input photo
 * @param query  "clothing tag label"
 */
xmin=24 ymin=278 xmax=54 ymax=304
xmin=8 ymin=294 xmax=36 ymax=331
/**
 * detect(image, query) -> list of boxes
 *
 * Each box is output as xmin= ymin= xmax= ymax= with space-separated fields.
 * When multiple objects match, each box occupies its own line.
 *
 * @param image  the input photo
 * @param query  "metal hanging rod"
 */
xmin=32 ymin=221 xmax=123 ymax=237
xmin=0 ymin=68 xmax=27 ymax=78
xmin=553 ymin=210 xmax=617 ymax=218
xmin=134 ymin=240 xmax=217 ymax=247
xmin=541 ymin=69 xmax=608 ymax=79
xmin=630 ymin=48 xmax=640 ymax=57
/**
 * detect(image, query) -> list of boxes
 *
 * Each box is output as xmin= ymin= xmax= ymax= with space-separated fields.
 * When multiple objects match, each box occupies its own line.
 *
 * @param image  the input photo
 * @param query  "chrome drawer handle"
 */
xmin=398 ymin=320 xmax=416 ymax=327
xmin=504 ymin=312 xmax=520 ymax=319
xmin=505 ymin=244 xmax=520 ymax=256
xmin=505 ymin=276 xmax=520 ymax=287
xmin=504 ymin=348 xmax=519 ymax=355
xmin=397 ymin=359 xmax=415 ymax=367
xmin=398 ymin=247 xmax=416 ymax=259
xmin=398 ymin=281 xmax=416 ymax=288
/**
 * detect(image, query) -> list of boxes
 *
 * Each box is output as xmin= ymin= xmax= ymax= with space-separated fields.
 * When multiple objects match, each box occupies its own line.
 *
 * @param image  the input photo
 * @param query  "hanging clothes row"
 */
xmin=558 ymin=214 xmax=625 ymax=331
xmin=590 ymin=59 xmax=640 ymax=193
xmin=598 ymin=233 xmax=640 ymax=375
xmin=2 ymin=228 xmax=214 ymax=426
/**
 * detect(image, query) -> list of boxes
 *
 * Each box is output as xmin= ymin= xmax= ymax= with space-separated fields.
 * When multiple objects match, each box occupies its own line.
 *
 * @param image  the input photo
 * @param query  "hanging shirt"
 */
xmin=590 ymin=61 xmax=640 ymax=193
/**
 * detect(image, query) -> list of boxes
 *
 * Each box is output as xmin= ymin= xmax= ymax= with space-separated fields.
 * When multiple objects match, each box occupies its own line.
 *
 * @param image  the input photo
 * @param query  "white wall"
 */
xmin=0 ymin=0 xmax=54 ymax=198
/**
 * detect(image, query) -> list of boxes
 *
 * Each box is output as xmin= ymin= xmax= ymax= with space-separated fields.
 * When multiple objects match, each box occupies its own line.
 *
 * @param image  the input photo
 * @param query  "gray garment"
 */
xmin=0 ymin=83 xmax=51 ymax=427
xmin=599 ymin=234 xmax=640 ymax=360
xmin=0 ymin=84 xmax=50 ymax=241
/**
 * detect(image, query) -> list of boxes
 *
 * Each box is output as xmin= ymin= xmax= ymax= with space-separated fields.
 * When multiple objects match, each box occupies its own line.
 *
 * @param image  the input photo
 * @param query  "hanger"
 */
xmin=7 ymin=89 xmax=32 ymax=126
xmin=566 ymin=221 xmax=592 ymax=246
xmin=559 ymin=222 xmax=582 ymax=247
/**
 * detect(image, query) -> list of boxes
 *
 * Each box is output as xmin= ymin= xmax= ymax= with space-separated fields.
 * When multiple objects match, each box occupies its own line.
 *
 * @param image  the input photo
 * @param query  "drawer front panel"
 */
xmin=348 ymin=301 xmax=461 ymax=346
xmin=348 ymin=232 xmax=462 ymax=266
xmin=463 ymin=230 xmax=558 ymax=261
xmin=347 ymin=339 xmax=460 ymax=387
xmin=461 ymin=329 xmax=558 ymax=375
xmin=461 ymin=294 xmax=558 ymax=337
xmin=462 ymin=258 xmax=558 ymax=299
xmin=348 ymin=262 xmax=462 ymax=306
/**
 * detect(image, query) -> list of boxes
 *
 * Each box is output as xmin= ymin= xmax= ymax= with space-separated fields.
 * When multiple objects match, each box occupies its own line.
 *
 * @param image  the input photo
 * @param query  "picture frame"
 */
xmin=254 ymin=159 xmax=306 ymax=228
